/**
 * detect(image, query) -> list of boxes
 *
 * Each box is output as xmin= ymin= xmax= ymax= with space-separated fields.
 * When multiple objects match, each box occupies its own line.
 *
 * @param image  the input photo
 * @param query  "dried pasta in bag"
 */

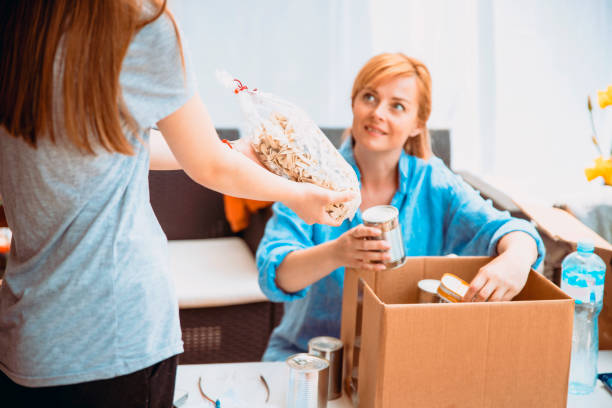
xmin=218 ymin=71 xmax=361 ymax=222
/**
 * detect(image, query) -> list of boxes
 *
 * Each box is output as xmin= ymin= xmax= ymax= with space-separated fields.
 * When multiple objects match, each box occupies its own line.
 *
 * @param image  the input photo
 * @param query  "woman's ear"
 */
xmin=409 ymin=125 xmax=425 ymax=139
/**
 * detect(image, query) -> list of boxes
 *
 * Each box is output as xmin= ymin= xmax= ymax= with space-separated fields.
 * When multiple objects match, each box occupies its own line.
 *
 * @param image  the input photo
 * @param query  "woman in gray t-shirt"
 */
xmin=0 ymin=1 xmax=352 ymax=406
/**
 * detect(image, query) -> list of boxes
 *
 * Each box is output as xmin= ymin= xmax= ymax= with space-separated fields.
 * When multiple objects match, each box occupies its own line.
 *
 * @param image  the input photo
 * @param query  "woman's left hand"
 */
xmin=462 ymin=231 xmax=538 ymax=302
xmin=462 ymin=253 xmax=530 ymax=302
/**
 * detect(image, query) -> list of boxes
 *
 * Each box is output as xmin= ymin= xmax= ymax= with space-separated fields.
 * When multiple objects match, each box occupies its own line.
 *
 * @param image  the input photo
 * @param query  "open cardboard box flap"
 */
xmin=514 ymin=199 xmax=612 ymax=250
xmin=511 ymin=198 xmax=612 ymax=349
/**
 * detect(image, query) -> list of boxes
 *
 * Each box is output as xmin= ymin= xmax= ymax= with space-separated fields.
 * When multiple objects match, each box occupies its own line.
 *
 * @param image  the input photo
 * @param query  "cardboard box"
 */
xmin=457 ymin=171 xmax=612 ymax=349
xmin=511 ymin=200 xmax=612 ymax=350
xmin=340 ymin=257 xmax=573 ymax=408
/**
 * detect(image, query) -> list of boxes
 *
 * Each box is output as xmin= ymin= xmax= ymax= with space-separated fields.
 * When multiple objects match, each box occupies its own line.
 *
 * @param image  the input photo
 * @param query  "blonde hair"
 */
xmin=351 ymin=53 xmax=433 ymax=159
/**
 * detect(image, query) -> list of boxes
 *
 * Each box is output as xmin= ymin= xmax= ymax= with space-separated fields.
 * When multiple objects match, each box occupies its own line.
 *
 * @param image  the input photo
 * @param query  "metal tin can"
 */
xmin=417 ymin=279 xmax=441 ymax=303
xmin=361 ymin=205 xmax=405 ymax=268
xmin=437 ymin=273 xmax=470 ymax=303
xmin=308 ymin=336 xmax=343 ymax=400
xmin=286 ymin=353 xmax=329 ymax=408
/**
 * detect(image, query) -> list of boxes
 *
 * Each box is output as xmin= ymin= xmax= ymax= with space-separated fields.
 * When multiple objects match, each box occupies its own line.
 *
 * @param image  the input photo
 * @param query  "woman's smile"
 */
xmin=364 ymin=125 xmax=387 ymax=136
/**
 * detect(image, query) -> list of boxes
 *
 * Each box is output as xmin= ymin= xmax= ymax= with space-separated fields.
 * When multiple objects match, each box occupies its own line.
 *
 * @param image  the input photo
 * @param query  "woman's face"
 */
xmin=351 ymin=75 xmax=423 ymax=153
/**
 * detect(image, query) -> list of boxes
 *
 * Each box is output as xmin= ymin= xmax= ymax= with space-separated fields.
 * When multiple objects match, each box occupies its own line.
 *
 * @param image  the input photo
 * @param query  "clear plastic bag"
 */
xmin=218 ymin=71 xmax=361 ymax=222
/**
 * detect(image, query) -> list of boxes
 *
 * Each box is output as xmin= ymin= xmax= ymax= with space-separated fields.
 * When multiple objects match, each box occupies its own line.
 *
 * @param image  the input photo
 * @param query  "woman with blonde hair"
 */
xmin=0 ymin=1 xmax=352 ymax=406
xmin=257 ymin=53 xmax=545 ymax=361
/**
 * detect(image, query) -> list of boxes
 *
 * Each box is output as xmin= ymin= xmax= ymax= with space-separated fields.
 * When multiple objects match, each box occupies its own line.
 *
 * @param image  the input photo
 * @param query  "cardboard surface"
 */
xmin=513 ymin=200 xmax=612 ymax=349
xmin=341 ymin=257 xmax=574 ymax=408
xmin=458 ymin=171 xmax=612 ymax=348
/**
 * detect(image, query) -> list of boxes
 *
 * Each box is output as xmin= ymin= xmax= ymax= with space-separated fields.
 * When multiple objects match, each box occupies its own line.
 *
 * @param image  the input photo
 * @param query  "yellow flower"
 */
xmin=598 ymin=85 xmax=612 ymax=109
xmin=585 ymin=156 xmax=612 ymax=185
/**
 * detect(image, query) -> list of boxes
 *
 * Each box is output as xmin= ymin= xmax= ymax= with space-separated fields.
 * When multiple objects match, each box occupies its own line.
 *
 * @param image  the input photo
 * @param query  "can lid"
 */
xmin=308 ymin=336 xmax=343 ymax=352
xmin=417 ymin=279 xmax=440 ymax=294
xmin=437 ymin=273 xmax=470 ymax=303
xmin=286 ymin=353 xmax=329 ymax=371
xmin=362 ymin=205 xmax=398 ymax=224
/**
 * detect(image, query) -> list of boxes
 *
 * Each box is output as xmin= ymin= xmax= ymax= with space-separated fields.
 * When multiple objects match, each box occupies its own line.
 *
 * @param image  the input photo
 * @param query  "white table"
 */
xmin=176 ymin=352 xmax=612 ymax=407
xmin=176 ymin=361 xmax=351 ymax=408
xmin=567 ymin=350 xmax=612 ymax=407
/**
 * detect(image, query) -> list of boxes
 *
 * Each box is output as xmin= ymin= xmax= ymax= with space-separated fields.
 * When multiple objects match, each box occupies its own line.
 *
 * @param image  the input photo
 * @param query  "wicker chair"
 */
xmin=149 ymin=128 xmax=451 ymax=364
xmin=149 ymin=129 xmax=283 ymax=364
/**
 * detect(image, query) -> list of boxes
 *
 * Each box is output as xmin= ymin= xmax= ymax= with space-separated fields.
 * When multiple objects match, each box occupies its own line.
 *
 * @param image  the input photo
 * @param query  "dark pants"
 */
xmin=0 ymin=355 xmax=178 ymax=408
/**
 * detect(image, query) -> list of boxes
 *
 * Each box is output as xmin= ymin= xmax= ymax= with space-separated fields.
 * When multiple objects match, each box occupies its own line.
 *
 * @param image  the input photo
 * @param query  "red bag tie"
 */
xmin=233 ymin=78 xmax=257 ymax=94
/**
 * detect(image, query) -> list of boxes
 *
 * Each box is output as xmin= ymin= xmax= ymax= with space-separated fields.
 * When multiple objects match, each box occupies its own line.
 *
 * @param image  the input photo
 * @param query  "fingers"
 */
xmin=232 ymin=138 xmax=263 ymax=165
xmin=350 ymin=225 xmax=382 ymax=239
xmin=464 ymin=265 xmax=514 ymax=302
xmin=340 ymin=225 xmax=390 ymax=269
xmin=356 ymin=239 xmax=390 ymax=252
xmin=319 ymin=213 xmax=342 ymax=227
xmin=349 ymin=226 xmax=390 ymax=250
xmin=357 ymin=261 xmax=387 ymax=271
xmin=329 ymin=189 xmax=358 ymax=203
xmin=462 ymin=256 xmax=529 ymax=302
xmin=472 ymin=280 xmax=497 ymax=302
xmin=358 ymin=249 xmax=391 ymax=263
xmin=489 ymin=287 xmax=509 ymax=302
xmin=463 ymin=273 xmax=487 ymax=302
xmin=306 ymin=209 xmax=344 ymax=226
xmin=348 ymin=259 xmax=387 ymax=271
xmin=465 ymin=279 xmax=514 ymax=302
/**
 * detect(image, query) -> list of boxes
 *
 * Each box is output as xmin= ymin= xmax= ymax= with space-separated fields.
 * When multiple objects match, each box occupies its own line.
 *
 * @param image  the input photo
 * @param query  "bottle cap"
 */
xmin=577 ymin=241 xmax=594 ymax=253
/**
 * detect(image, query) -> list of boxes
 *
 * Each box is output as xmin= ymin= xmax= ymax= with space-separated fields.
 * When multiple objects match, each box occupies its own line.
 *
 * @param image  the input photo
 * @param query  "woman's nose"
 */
xmin=370 ymin=103 xmax=385 ymax=122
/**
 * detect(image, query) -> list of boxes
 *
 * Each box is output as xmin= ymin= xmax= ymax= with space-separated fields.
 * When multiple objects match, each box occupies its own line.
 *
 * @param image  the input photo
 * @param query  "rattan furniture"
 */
xmin=149 ymin=129 xmax=282 ymax=364
xmin=149 ymin=128 xmax=451 ymax=364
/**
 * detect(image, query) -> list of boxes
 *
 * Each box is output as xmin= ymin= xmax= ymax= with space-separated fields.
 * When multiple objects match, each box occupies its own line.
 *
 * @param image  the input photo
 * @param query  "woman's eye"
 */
xmin=363 ymin=93 xmax=375 ymax=102
xmin=392 ymin=103 xmax=405 ymax=111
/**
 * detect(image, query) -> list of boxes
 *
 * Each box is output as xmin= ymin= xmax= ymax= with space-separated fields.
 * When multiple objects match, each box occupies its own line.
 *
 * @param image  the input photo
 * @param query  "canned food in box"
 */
xmin=417 ymin=279 xmax=441 ymax=303
xmin=437 ymin=273 xmax=470 ymax=303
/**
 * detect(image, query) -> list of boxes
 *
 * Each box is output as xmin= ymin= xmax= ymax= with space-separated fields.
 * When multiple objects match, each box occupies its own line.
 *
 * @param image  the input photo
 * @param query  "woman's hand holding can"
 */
xmin=333 ymin=224 xmax=391 ymax=271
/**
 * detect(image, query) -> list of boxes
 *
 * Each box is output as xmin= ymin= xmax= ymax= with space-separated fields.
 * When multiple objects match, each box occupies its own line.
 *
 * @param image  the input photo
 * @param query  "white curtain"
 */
xmin=168 ymin=0 xmax=372 ymax=130
xmin=491 ymin=0 xmax=612 ymax=198
xmin=369 ymin=0 xmax=612 ymax=200
xmin=170 ymin=0 xmax=612 ymax=200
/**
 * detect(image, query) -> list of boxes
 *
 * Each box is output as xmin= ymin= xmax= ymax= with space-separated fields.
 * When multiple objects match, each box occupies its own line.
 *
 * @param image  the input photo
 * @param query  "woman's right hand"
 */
xmin=333 ymin=224 xmax=391 ymax=271
xmin=284 ymin=184 xmax=357 ymax=226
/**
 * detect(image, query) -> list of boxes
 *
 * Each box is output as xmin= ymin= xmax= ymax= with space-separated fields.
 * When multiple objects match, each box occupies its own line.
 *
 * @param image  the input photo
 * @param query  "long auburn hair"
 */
xmin=0 ymin=0 xmax=183 ymax=155
xmin=351 ymin=53 xmax=433 ymax=160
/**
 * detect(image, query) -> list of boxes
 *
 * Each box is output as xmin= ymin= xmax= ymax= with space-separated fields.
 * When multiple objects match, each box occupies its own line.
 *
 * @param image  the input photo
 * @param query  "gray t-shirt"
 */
xmin=0 ymin=13 xmax=196 ymax=387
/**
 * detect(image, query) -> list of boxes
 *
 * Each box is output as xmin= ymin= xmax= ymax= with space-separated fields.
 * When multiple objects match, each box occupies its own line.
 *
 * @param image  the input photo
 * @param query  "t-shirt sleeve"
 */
xmin=119 ymin=12 xmax=197 ymax=130
xmin=256 ymin=202 xmax=315 ymax=302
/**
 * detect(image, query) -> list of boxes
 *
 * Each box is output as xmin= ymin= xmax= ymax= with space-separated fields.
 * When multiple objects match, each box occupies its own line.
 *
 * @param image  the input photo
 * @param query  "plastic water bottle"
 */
xmin=561 ymin=241 xmax=606 ymax=395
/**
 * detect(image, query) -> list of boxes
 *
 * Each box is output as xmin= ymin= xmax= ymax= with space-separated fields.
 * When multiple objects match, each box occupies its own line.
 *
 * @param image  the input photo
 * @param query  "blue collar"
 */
xmin=338 ymin=136 xmax=410 ymax=195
